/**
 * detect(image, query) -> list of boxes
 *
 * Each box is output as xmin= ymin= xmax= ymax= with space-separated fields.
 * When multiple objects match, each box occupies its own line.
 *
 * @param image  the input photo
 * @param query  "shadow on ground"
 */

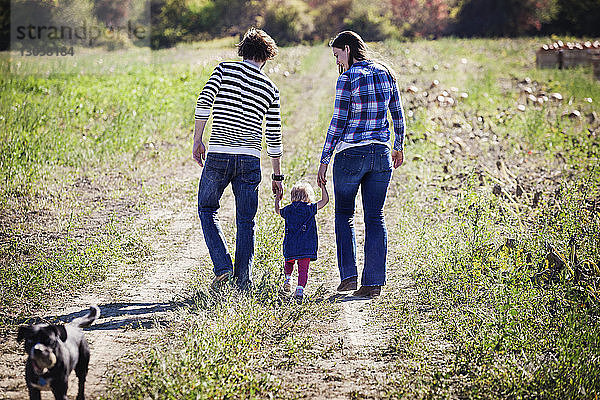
xmin=9 ymin=300 xmax=197 ymax=331
xmin=8 ymin=290 xmax=371 ymax=331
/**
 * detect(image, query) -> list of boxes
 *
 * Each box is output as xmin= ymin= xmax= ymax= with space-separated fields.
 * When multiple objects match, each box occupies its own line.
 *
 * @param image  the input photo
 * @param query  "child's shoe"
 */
xmin=282 ymin=280 xmax=291 ymax=293
xmin=294 ymin=286 xmax=304 ymax=303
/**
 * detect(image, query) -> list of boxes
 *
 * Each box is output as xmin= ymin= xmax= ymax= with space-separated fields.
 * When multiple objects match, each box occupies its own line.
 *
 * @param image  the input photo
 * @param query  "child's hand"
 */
xmin=316 ymin=180 xmax=329 ymax=210
xmin=274 ymin=193 xmax=281 ymax=215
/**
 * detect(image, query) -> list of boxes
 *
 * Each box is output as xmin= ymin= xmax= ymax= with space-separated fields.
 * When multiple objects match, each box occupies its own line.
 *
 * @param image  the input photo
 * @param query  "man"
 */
xmin=193 ymin=28 xmax=284 ymax=290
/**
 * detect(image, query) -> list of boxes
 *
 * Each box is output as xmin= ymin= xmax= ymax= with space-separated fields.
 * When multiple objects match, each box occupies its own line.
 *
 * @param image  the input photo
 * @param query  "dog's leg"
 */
xmin=75 ymin=366 xmax=88 ymax=400
xmin=26 ymin=365 xmax=42 ymax=400
xmin=27 ymin=384 xmax=41 ymax=400
xmin=75 ymin=344 xmax=90 ymax=400
xmin=51 ymin=378 xmax=69 ymax=400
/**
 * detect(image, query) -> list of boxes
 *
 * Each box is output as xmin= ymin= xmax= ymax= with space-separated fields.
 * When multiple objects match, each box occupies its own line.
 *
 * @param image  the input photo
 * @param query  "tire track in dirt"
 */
xmin=0 ymin=164 xmax=229 ymax=399
xmin=275 ymin=47 xmax=396 ymax=399
xmin=293 ymin=204 xmax=395 ymax=399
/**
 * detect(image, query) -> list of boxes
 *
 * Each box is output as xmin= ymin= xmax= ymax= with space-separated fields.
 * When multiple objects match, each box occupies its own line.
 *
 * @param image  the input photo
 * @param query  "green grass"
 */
xmin=0 ymin=46 xmax=216 ymax=321
xmin=106 ymin=288 xmax=333 ymax=399
xmin=385 ymin=179 xmax=600 ymax=398
xmin=2 ymin=36 xmax=599 ymax=398
xmin=0 ymin=219 xmax=151 ymax=325
xmin=377 ymin=37 xmax=600 ymax=399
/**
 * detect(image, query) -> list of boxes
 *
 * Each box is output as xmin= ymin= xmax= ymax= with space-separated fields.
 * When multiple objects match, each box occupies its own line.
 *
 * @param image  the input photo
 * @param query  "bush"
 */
xmin=309 ymin=0 xmax=352 ymax=41
xmin=343 ymin=1 xmax=400 ymax=42
xmin=261 ymin=0 xmax=314 ymax=45
xmin=390 ymin=0 xmax=454 ymax=38
xmin=133 ymin=0 xmax=600 ymax=48
xmin=543 ymin=0 xmax=600 ymax=36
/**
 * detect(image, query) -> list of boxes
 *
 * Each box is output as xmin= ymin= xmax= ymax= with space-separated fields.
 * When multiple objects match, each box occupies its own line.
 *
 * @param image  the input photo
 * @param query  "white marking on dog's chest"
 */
xmin=31 ymin=377 xmax=52 ymax=391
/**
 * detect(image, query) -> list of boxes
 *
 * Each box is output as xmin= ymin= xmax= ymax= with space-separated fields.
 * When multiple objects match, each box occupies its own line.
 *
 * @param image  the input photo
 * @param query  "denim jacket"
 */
xmin=281 ymin=202 xmax=318 ymax=261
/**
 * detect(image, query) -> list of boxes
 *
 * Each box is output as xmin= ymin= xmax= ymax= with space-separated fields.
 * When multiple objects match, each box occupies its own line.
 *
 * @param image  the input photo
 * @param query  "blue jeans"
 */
xmin=197 ymin=153 xmax=261 ymax=289
xmin=333 ymin=143 xmax=392 ymax=286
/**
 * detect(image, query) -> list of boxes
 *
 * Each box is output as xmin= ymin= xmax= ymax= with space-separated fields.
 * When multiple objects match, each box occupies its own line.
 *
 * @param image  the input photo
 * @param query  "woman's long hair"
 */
xmin=330 ymin=31 xmax=368 ymax=74
xmin=330 ymin=30 xmax=396 ymax=82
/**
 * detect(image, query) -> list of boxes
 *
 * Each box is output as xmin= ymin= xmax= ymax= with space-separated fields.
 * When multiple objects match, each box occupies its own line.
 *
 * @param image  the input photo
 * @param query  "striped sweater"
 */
xmin=195 ymin=60 xmax=282 ymax=158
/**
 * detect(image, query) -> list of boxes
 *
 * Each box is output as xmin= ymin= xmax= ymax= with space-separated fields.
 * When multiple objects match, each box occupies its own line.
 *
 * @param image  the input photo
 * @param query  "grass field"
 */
xmin=1 ymin=37 xmax=599 ymax=399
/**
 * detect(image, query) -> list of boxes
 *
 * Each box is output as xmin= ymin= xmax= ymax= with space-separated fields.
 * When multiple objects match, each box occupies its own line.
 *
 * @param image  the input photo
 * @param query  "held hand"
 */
xmin=392 ymin=150 xmax=404 ymax=169
xmin=318 ymin=179 xmax=328 ymax=195
xmin=317 ymin=163 xmax=328 ymax=186
xmin=272 ymin=180 xmax=283 ymax=200
xmin=193 ymin=140 xmax=206 ymax=166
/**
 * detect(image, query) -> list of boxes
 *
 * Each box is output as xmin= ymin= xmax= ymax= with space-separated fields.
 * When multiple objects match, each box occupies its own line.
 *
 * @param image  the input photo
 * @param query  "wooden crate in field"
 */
xmin=536 ymin=49 xmax=560 ymax=69
xmin=536 ymin=41 xmax=600 ymax=76
xmin=592 ymin=49 xmax=600 ymax=80
xmin=562 ymin=49 xmax=591 ymax=68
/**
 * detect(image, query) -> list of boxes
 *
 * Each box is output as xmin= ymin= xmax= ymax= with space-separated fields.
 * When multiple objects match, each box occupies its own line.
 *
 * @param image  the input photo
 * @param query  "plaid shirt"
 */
xmin=320 ymin=60 xmax=405 ymax=165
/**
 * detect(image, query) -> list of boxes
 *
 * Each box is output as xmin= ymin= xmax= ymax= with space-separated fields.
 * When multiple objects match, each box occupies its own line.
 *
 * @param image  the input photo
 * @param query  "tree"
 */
xmin=390 ymin=0 xmax=454 ymax=37
xmin=0 ymin=0 xmax=9 ymax=50
xmin=95 ymin=0 xmax=131 ymax=26
xmin=544 ymin=0 xmax=600 ymax=36
xmin=455 ymin=0 xmax=558 ymax=37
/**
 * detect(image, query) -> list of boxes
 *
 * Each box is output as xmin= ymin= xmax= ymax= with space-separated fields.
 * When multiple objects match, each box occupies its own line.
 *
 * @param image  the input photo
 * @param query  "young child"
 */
xmin=275 ymin=181 xmax=329 ymax=300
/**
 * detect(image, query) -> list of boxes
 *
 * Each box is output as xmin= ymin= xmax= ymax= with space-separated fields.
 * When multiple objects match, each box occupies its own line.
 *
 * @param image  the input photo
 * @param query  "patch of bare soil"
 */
xmin=0 ymin=162 xmax=221 ymax=399
xmin=289 ymin=290 xmax=395 ymax=399
xmin=267 ymin=48 xmax=404 ymax=399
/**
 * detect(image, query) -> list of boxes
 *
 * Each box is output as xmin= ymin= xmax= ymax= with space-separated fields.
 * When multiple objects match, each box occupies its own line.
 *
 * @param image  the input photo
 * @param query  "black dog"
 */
xmin=17 ymin=306 xmax=100 ymax=400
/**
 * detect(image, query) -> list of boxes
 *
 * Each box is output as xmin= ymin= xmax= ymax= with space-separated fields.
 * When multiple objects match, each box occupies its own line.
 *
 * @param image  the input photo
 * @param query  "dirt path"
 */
xmin=0 ymin=163 xmax=229 ymax=399
xmin=271 ymin=47 xmax=398 ymax=398
xmin=275 ymin=198 xmax=397 ymax=399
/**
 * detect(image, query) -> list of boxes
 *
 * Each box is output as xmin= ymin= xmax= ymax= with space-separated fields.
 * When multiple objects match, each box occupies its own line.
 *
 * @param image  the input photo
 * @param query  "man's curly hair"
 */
xmin=237 ymin=28 xmax=278 ymax=63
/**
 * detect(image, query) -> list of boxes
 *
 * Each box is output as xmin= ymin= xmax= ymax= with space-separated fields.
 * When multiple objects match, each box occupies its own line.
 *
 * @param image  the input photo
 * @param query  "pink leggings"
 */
xmin=284 ymin=258 xmax=310 ymax=287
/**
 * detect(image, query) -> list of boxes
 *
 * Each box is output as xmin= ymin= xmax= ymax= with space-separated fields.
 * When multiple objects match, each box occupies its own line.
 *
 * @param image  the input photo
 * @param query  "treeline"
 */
xmin=1 ymin=0 xmax=600 ymax=50
xmin=150 ymin=0 xmax=600 ymax=47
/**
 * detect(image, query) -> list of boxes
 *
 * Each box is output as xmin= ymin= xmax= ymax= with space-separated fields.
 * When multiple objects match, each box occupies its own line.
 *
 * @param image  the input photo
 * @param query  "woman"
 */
xmin=317 ymin=31 xmax=405 ymax=298
xmin=193 ymin=28 xmax=284 ymax=291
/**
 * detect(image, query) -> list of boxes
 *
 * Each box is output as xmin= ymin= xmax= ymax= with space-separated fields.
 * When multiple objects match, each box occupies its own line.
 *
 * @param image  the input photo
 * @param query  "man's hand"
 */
xmin=270 ymin=157 xmax=283 ymax=200
xmin=317 ymin=163 xmax=328 ymax=186
xmin=193 ymin=140 xmax=206 ymax=166
xmin=272 ymin=180 xmax=283 ymax=200
xmin=193 ymin=119 xmax=207 ymax=166
xmin=392 ymin=149 xmax=404 ymax=169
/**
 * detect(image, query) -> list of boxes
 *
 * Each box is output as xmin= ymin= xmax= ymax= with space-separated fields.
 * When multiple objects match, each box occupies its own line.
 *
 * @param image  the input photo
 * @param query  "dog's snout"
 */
xmin=33 ymin=343 xmax=45 ymax=355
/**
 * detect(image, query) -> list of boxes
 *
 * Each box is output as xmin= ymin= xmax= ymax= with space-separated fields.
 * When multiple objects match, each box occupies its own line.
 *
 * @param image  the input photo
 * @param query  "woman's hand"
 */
xmin=392 ymin=150 xmax=404 ymax=169
xmin=317 ymin=163 xmax=328 ymax=186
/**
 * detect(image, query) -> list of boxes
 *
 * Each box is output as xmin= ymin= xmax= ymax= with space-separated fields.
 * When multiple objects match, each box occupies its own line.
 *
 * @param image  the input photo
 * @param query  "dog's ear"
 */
xmin=17 ymin=326 xmax=33 ymax=342
xmin=53 ymin=325 xmax=68 ymax=342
